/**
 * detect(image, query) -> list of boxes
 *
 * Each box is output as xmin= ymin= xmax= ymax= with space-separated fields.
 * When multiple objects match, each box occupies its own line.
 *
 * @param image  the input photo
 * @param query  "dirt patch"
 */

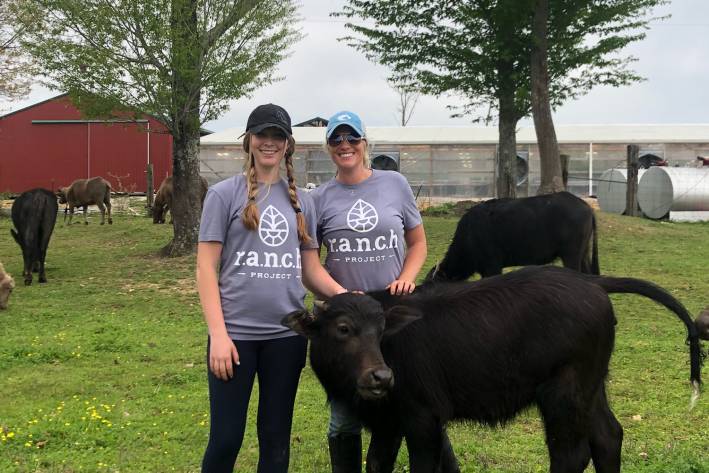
xmin=121 ymin=279 xmax=196 ymax=296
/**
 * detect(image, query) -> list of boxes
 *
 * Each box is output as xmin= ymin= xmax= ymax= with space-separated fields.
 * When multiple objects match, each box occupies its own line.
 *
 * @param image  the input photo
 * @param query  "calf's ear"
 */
xmin=384 ymin=305 xmax=423 ymax=337
xmin=281 ymin=309 xmax=319 ymax=338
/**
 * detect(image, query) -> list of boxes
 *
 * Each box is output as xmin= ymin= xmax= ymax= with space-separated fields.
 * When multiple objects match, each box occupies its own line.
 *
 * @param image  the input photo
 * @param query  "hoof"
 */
xmin=84 ymin=222 xmax=89 ymax=225
xmin=108 ymin=220 xmax=113 ymax=225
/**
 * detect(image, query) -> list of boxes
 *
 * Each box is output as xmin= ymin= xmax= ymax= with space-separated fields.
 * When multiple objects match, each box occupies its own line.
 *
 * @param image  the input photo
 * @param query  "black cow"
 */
xmin=284 ymin=266 xmax=703 ymax=473
xmin=425 ymin=192 xmax=598 ymax=282
xmin=10 ymin=189 xmax=59 ymax=285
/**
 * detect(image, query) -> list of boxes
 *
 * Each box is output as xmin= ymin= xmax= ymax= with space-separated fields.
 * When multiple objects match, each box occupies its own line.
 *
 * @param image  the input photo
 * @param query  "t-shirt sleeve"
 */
xmin=199 ymin=188 xmax=229 ymax=243
xmin=396 ymin=173 xmax=423 ymax=230
xmin=299 ymin=190 xmax=320 ymax=251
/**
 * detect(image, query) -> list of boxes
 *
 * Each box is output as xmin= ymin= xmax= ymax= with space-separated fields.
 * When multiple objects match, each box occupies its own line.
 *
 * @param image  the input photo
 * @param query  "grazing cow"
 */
xmin=0 ymin=263 xmax=15 ymax=310
xmin=152 ymin=175 xmax=208 ymax=224
xmin=425 ymin=192 xmax=598 ymax=282
xmin=284 ymin=266 xmax=703 ymax=473
xmin=57 ymin=177 xmax=112 ymax=225
xmin=10 ymin=188 xmax=59 ymax=285
xmin=696 ymin=307 xmax=709 ymax=340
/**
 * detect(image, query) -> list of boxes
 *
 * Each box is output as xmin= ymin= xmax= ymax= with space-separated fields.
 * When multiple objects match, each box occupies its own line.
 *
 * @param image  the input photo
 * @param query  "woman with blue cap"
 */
xmin=310 ymin=111 xmax=457 ymax=472
xmin=197 ymin=104 xmax=347 ymax=473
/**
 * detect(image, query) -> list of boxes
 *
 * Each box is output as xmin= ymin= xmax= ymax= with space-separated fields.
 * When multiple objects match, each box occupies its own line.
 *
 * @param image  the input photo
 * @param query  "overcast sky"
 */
xmin=2 ymin=0 xmax=708 ymax=131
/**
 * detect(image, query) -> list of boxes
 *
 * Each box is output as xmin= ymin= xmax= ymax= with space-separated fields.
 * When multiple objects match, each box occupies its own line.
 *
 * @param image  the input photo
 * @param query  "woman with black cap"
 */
xmin=197 ymin=104 xmax=346 ymax=473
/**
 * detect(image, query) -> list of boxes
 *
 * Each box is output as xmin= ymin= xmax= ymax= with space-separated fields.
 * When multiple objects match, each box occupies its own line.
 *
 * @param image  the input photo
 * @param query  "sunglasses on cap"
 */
xmin=327 ymin=133 xmax=363 ymax=147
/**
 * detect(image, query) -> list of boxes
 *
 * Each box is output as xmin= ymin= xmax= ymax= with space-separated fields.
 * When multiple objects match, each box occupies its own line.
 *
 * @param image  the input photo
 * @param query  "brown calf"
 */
xmin=153 ymin=175 xmax=208 ymax=224
xmin=57 ymin=177 xmax=113 ymax=225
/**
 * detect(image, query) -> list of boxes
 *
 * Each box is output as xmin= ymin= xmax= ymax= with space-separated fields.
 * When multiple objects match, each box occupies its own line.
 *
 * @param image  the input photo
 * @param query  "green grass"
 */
xmin=1 ymin=204 xmax=708 ymax=473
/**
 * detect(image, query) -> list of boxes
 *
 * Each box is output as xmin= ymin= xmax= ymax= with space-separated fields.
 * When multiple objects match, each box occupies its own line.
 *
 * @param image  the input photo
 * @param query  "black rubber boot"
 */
xmin=328 ymin=433 xmax=362 ymax=473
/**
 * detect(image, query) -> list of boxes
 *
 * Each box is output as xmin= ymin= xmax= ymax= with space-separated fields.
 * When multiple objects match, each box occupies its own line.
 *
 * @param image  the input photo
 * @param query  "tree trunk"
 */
xmin=625 ymin=144 xmax=640 ymax=217
xmin=531 ymin=0 xmax=564 ymax=195
xmin=496 ymin=62 xmax=518 ymax=199
xmin=163 ymin=0 xmax=203 ymax=257
xmin=163 ymin=125 xmax=203 ymax=256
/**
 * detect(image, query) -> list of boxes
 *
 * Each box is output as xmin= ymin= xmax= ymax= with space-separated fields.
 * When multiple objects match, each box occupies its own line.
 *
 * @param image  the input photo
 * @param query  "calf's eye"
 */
xmin=336 ymin=324 xmax=350 ymax=336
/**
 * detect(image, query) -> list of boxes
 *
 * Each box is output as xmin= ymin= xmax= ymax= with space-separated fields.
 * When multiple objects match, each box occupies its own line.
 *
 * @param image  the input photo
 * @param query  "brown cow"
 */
xmin=0 ymin=263 xmax=15 ymax=310
xmin=153 ymin=175 xmax=208 ymax=224
xmin=57 ymin=177 xmax=113 ymax=225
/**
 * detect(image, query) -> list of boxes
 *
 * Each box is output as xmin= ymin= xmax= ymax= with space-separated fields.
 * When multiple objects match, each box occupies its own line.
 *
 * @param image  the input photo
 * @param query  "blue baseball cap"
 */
xmin=326 ymin=111 xmax=366 ymax=139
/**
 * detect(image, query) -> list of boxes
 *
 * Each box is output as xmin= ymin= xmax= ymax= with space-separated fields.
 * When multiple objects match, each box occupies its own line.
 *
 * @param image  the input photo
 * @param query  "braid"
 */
xmin=284 ymin=138 xmax=312 ymax=245
xmin=242 ymin=133 xmax=260 ymax=230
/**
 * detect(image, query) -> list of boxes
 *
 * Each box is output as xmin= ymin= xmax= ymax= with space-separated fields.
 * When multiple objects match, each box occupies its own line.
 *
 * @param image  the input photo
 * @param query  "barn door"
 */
xmin=89 ymin=122 xmax=149 ymax=193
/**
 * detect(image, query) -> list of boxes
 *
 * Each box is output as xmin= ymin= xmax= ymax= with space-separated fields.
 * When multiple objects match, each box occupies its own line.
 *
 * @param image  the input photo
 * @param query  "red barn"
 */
xmin=0 ymin=94 xmax=173 ymax=194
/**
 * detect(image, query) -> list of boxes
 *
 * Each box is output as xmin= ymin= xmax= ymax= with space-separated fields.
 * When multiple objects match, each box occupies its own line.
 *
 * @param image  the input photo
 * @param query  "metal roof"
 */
xmin=201 ymin=124 xmax=709 ymax=146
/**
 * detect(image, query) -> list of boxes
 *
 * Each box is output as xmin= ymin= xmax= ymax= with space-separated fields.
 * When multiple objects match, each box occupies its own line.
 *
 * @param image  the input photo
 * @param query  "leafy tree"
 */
xmin=1 ymin=0 xmax=36 ymax=101
xmin=20 ymin=0 xmax=301 ymax=255
xmin=338 ymin=0 xmax=665 ymax=198
xmin=532 ymin=0 xmax=666 ymax=194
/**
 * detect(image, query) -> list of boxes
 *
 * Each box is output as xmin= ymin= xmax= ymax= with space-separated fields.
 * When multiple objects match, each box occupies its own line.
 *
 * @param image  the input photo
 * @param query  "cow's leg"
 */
xmin=405 ymin=417 xmax=443 ymax=473
xmin=37 ymin=242 xmax=47 ymax=283
xmin=588 ymin=386 xmax=622 ymax=473
xmin=105 ymin=196 xmax=112 ymax=224
xmin=38 ymin=260 xmax=47 ymax=283
xmin=438 ymin=430 xmax=460 ymax=473
xmin=23 ymin=258 xmax=33 ymax=286
xmin=537 ymin=368 xmax=593 ymax=473
xmin=366 ymin=429 xmax=402 ymax=473
xmin=83 ymin=205 xmax=89 ymax=225
xmin=560 ymin=249 xmax=584 ymax=273
xmin=66 ymin=206 xmax=74 ymax=226
xmin=97 ymin=202 xmax=106 ymax=225
xmin=38 ymin=227 xmax=52 ymax=284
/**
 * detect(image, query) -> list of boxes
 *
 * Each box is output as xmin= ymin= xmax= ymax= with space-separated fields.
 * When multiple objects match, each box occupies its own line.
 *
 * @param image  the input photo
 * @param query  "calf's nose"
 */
xmin=370 ymin=368 xmax=394 ymax=389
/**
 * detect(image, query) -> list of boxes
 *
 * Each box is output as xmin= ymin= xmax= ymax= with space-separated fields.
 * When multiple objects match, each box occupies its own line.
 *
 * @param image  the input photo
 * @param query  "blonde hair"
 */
xmin=241 ymin=132 xmax=312 ymax=244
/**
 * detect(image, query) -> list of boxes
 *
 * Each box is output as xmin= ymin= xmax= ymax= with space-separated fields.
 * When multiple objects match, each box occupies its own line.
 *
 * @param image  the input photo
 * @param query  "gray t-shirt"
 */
xmin=311 ymin=170 xmax=422 ymax=292
xmin=199 ymin=175 xmax=318 ymax=340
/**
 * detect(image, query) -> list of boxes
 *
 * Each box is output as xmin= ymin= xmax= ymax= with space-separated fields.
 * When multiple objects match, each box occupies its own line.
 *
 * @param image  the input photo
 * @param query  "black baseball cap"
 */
xmin=244 ymin=103 xmax=292 ymax=137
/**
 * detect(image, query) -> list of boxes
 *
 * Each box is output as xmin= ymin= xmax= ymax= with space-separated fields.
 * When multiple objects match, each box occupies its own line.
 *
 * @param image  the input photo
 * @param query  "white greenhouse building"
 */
xmin=200 ymin=124 xmax=709 ymax=201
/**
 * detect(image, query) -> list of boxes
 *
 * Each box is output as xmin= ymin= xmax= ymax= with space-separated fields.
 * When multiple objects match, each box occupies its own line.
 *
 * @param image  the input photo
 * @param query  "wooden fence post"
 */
xmin=560 ymin=154 xmax=569 ymax=190
xmin=146 ymin=163 xmax=154 ymax=217
xmin=626 ymin=145 xmax=640 ymax=216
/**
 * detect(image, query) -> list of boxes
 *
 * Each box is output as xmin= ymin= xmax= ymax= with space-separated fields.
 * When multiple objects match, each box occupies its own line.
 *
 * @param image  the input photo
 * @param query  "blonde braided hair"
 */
xmin=241 ymin=132 xmax=311 ymax=244
xmin=284 ymin=150 xmax=312 ymax=245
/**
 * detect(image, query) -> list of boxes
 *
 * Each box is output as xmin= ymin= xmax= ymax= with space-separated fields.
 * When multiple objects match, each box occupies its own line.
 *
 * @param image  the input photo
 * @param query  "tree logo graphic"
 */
xmin=259 ymin=205 xmax=289 ymax=247
xmin=347 ymin=199 xmax=378 ymax=233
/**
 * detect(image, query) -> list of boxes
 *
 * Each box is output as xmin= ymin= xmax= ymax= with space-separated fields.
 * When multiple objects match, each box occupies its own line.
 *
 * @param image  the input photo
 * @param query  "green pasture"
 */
xmin=1 ymin=199 xmax=707 ymax=473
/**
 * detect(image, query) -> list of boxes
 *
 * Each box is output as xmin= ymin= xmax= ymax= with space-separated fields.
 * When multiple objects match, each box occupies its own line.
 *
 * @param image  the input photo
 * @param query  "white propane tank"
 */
xmin=597 ymin=169 xmax=646 ymax=214
xmin=637 ymin=167 xmax=709 ymax=219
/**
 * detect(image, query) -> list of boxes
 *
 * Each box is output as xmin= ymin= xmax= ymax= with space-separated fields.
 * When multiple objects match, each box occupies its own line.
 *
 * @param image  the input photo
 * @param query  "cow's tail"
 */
xmin=590 ymin=213 xmax=600 ymax=275
xmin=591 ymin=275 xmax=704 ymax=408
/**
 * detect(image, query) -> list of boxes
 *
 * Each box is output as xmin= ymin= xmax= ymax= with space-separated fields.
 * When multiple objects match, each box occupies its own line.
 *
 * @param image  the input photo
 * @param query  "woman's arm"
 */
xmin=196 ymin=241 xmax=239 ymax=380
xmin=388 ymin=223 xmax=427 ymax=295
xmin=301 ymin=248 xmax=347 ymax=298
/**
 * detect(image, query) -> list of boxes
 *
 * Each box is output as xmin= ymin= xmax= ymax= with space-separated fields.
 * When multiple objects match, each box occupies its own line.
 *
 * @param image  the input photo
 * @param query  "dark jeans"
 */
xmin=201 ymin=335 xmax=307 ymax=473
